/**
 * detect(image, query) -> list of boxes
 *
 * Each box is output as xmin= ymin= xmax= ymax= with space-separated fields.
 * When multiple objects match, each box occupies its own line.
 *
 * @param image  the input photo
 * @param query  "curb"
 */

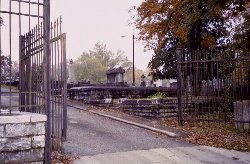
xmin=68 ymin=104 xmax=178 ymax=138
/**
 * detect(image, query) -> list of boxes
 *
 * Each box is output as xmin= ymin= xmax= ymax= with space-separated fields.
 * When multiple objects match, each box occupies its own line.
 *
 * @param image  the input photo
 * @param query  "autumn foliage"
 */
xmin=132 ymin=0 xmax=250 ymax=80
xmin=133 ymin=0 xmax=250 ymax=51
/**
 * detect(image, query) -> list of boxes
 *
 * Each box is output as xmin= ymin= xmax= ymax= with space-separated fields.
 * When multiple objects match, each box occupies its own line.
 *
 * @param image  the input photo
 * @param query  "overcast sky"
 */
xmin=50 ymin=0 xmax=153 ymax=70
xmin=0 ymin=0 xmax=153 ymax=71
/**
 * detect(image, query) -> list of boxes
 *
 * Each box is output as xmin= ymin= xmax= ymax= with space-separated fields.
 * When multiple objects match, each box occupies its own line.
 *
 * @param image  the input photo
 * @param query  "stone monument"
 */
xmin=106 ymin=67 xmax=125 ymax=85
xmin=67 ymin=59 xmax=76 ymax=84
xmin=140 ymin=74 xmax=146 ymax=87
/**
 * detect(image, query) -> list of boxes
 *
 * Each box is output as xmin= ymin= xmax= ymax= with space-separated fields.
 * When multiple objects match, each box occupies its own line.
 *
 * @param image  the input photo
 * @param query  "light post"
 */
xmin=132 ymin=35 xmax=135 ymax=86
xmin=121 ymin=35 xmax=135 ymax=86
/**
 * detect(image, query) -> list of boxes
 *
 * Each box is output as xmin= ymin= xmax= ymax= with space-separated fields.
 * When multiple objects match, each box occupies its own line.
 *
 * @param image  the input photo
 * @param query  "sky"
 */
xmin=50 ymin=0 xmax=153 ymax=71
xmin=0 ymin=0 xmax=153 ymax=71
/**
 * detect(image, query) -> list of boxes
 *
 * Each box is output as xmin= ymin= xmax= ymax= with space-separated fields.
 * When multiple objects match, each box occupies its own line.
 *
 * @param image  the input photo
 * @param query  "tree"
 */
xmin=1 ymin=18 xmax=19 ymax=82
xmin=232 ymin=8 xmax=250 ymax=87
xmin=75 ymin=52 xmax=107 ymax=83
xmin=124 ymin=67 xmax=144 ymax=85
xmin=133 ymin=0 xmax=250 ymax=80
xmin=133 ymin=0 xmax=249 ymax=50
xmin=75 ymin=43 xmax=143 ymax=84
xmin=0 ymin=55 xmax=19 ymax=82
xmin=233 ymin=9 xmax=250 ymax=54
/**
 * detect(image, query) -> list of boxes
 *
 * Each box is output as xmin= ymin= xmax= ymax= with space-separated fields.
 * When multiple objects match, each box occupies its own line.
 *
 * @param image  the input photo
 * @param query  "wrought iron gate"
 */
xmin=1 ymin=0 xmax=66 ymax=163
xmin=20 ymin=17 xmax=67 ymax=150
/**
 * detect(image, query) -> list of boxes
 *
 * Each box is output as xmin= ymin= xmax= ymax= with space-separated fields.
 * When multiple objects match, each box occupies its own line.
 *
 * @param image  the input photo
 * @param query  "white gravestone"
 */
xmin=67 ymin=59 xmax=76 ymax=84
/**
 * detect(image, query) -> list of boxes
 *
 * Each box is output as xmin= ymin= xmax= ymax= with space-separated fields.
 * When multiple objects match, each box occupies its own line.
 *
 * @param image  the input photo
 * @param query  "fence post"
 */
xmin=19 ymin=35 xmax=25 ymax=112
xmin=44 ymin=0 xmax=51 ymax=163
xmin=176 ymin=48 xmax=183 ymax=125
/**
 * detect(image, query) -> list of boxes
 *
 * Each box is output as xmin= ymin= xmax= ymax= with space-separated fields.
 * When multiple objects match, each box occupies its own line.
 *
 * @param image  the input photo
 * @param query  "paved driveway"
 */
xmin=65 ymin=106 xmax=250 ymax=164
xmin=64 ymin=106 xmax=190 ymax=156
xmin=0 ymin=87 xmax=19 ymax=109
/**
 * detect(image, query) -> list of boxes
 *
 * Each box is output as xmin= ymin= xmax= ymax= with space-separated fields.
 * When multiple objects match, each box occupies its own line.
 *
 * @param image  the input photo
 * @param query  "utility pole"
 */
xmin=132 ymin=35 xmax=135 ymax=86
xmin=121 ymin=34 xmax=135 ymax=86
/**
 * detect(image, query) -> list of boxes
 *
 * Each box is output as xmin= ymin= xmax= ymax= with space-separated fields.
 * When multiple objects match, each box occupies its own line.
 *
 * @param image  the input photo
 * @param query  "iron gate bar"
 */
xmin=9 ymin=0 xmax=13 ymax=111
xmin=43 ymin=0 xmax=51 ymax=163
xmin=0 ymin=10 xmax=43 ymax=18
xmin=0 ymin=0 xmax=1 ymax=108
xmin=176 ymin=48 xmax=183 ymax=125
xmin=62 ymin=31 xmax=67 ymax=139
xmin=11 ymin=0 xmax=44 ymax=5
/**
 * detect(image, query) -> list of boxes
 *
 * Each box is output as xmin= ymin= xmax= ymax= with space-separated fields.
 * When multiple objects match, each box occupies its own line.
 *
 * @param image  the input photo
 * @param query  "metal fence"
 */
xmin=176 ymin=48 xmax=250 ymax=128
xmin=0 ymin=0 xmax=66 ymax=163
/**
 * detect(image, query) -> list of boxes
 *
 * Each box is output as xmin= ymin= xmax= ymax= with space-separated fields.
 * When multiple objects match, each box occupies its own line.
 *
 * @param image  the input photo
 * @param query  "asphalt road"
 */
xmin=66 ymin=106 xmax=250 ymax=164
xmin=64 ymin=106 xmax=190 ymax=156
xmin=0 ymin=87 xmax=19 ymax=108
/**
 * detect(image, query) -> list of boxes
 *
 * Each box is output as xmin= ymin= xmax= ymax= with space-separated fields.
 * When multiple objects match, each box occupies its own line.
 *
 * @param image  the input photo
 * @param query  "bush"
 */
xmin=148 ymin=92 xmax=167 ymax=98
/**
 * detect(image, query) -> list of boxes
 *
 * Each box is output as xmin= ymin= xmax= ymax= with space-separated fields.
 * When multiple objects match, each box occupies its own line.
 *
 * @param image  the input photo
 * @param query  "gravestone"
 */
xmin=140 ymin=74 xmax=146 ymax=87
xmin=67 ymin=59 xmax=76 ymax=84
xmin=233 ymin=100 xmax=250 ymax=130
xmin=106 ymin=67 xmax=125 ymax=85
xmin=200 ymin=80 xmax=214 ymax=96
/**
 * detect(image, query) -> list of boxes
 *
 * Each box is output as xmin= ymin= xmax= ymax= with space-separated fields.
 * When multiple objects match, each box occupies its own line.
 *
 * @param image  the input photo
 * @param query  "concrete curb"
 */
xmin=68 ymin=104 xmax=178 ymax=138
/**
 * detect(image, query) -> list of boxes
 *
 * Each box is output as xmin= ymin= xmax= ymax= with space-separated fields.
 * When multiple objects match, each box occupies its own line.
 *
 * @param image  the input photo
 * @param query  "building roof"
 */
xmin=106 ymin=67 xmax=125 ymax=75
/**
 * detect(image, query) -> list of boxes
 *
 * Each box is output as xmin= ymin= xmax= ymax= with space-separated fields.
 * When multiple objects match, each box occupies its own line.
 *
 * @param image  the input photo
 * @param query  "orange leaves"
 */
xmin=52 ymin=151 xmax=79 ymax=164
xmin=132 ymin=0 xmax=197 ymax=50
xmin=173 ymin=25 xmax=188 ymax=42
xmin=201 ymin=34 xmax=216 ymax=49
xmin=133 ymin=0 xmax=174 ymax=50
xmin=162 ymin=119 xmax=250 ymax=152
xmin=132 ymin=0 xmax=250 ymax=51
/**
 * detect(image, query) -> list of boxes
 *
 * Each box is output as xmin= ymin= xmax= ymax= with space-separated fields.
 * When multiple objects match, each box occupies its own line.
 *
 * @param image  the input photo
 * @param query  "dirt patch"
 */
xmin=162 ymin=118 xmax=250 ymax=152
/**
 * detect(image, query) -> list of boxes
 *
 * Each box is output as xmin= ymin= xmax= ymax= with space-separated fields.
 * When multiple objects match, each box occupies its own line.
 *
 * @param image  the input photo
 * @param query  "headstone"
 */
xmin=67 ymin=59 xmax=76 ymax=84
xmin=146 ymin=80 xmax=154 ymax=87
xmin=140 ymin=74 xmax=146 ymax=87
xmin=200 ymin=80 xmax=213 ymax=96
xmin=233 ymin=100 xmax=250 ymax=130
xmin=187 ymin=76 xmax=192 ymax=94
xmin=104 ymin=98 xmax=113 ymax=104
xmin=106 ymin=67 xmax=125 ymax=84
xmin=119 ymin=98 xmax=128 ymax=104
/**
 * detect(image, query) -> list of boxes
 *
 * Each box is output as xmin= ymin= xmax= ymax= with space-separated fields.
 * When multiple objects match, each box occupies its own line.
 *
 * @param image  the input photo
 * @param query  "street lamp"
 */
xmin=121 ymin=35 xmax=135 ymax=86
xmin=132 ymin=35 xmax=135 ymax=86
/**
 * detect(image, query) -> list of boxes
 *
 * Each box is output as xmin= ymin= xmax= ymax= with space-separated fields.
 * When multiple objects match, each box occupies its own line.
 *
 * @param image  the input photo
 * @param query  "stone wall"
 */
xmin=120 ymin=98 xmax=178 ymax=118
xmin=68 ymin=86 xmax=177 ymax=101
xmin=0 ymin=112 xmax=46 ymax=164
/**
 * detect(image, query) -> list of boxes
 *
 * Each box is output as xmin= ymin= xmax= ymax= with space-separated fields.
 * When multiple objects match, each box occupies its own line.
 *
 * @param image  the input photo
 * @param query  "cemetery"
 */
xmin=67 ymin=61 xmax=176 ymax=102
xmin=0 ymin=0 xmax=250 ymax=163
xmin=67 ymin=58 xmax=250 ymax=128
